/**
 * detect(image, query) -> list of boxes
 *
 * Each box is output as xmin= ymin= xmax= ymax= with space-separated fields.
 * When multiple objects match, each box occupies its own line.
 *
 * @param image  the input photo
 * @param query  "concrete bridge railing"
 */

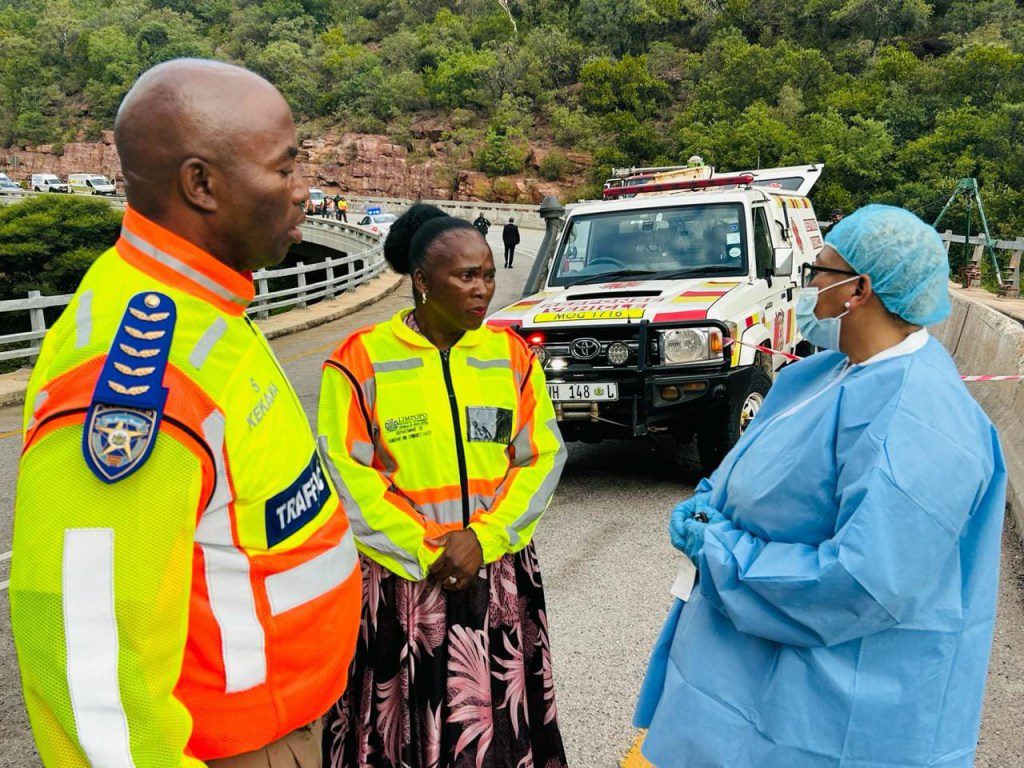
xmin=939 ymin=230 xmax=1024 ymax=297
xmin=934 ymin=291 xmax=1024 ymax=536
xmin=0 ymin=216 xmax=383 ymax=363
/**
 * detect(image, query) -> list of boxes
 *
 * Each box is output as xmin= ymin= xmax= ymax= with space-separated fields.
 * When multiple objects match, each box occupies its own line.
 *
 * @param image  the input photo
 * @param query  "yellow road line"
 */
xmin=622 ymin=731 xmax=654 ymax=768
xmin=0 ymin=428 xmax=21 ymax=440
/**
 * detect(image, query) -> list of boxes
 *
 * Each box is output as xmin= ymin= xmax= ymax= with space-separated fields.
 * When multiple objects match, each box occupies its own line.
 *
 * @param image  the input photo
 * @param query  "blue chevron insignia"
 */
xmin=83 ymin=291 xmax=176 ymax=483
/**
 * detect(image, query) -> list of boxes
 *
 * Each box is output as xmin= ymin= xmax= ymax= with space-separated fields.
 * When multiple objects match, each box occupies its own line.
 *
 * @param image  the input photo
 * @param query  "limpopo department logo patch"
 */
xmin=384 ymin=418 xmax=399 ymax=432
xmin=85 ymin=404 xmax=159 ymax=482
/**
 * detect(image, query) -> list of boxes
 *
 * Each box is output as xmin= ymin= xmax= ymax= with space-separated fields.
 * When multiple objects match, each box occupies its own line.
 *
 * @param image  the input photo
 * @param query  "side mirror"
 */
xmin=773 ymin=247 xmax=794 ymax=277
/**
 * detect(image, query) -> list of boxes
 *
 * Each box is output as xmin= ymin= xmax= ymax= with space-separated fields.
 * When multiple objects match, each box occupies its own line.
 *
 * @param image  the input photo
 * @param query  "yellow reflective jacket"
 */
xmin=318 ymin=309 xmax=566 ymax=580
xmin=10 ymin=207 xmax=361 ymax=766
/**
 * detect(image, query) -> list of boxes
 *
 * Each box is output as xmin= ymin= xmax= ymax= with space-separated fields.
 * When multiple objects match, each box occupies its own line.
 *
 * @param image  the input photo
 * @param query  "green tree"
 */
xmin=475 ymin=126 xmax=527 ymax=175
xmin=0 ymin=196 xmax=123 ymax=301
xmin=579 ymin=55 xmax=669 ymax=117
xmin=832 ymin=0 xmax=932 ymax=55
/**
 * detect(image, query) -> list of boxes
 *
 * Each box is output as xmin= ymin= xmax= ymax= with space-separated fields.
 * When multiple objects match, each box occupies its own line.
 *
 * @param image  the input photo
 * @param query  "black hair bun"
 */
xmin=384 ymin=203 xmax=448 ymax=274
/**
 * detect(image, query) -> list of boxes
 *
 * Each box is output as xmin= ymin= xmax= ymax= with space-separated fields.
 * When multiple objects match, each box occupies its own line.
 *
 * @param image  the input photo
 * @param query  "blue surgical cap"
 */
xmin=824 ymin=204 xmax=951 ymax=326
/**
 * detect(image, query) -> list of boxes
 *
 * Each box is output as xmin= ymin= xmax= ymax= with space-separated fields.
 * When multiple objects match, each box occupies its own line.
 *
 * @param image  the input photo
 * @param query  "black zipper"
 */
xmin=439 ymin=348 xmax=470 ymax=527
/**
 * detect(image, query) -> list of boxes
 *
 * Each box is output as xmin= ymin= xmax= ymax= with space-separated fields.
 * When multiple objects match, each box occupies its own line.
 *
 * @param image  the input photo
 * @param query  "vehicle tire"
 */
xmin=696 ymin=368 xmax=772 ymax=472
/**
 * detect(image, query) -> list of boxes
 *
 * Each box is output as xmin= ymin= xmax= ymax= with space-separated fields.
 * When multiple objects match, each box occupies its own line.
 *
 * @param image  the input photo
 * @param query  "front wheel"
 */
xmin=696 ymin=368 xmax=772 ymax=472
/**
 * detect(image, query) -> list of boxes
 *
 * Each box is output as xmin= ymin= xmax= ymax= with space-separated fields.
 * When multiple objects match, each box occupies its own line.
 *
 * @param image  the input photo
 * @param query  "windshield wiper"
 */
xmin=653 ymin=265 xmax=745 ymax=280
xmin=569 ymin=269 xmax=658 ymax=286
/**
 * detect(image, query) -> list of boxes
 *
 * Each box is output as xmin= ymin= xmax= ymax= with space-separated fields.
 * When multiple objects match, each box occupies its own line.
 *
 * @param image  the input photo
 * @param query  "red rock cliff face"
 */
xmin=2 ymin=129 xmax=589 ymax=204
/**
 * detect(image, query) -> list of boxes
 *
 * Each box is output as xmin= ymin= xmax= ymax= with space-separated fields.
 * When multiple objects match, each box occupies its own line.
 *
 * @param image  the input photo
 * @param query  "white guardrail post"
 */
xmin=27 ymin=290 xmax=44 ymax=364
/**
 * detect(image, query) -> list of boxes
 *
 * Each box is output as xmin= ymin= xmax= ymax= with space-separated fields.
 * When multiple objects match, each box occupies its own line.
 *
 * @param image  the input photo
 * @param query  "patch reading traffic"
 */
xmin=265 ymin=451 xmax=329 ymax=547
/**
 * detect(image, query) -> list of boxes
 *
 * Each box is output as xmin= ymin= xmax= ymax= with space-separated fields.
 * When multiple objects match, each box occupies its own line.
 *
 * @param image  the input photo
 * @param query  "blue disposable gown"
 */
xmin=636 ymin=335 xmax=1006 ymax=768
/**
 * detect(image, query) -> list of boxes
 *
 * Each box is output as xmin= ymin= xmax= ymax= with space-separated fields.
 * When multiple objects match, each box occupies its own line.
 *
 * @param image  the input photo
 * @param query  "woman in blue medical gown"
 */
xmin=635 ymin=205 xmax=1007 ymax=768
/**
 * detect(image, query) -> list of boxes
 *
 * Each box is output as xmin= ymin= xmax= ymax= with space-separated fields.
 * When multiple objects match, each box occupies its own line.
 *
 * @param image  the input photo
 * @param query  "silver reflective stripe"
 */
xmin=505 ymin=418 xmax=567 ymax=546
xmin=510 ymin=423 xmax=533 ymax=468
xmin=121 ymin=228 xmax=248 ymax=308
xmin=351 ymin=440 xmax=374 ymax=466
xmin=415 ymin=494 xmax=494 ymax=524
xmin=265 ymin=529 xmax=358 ymax=615
xmin=27 ymin=390 xmax=49 ymax=429
xmin=197 ymin=412 xmax=266 ymax=693
xmin=75 ymin=290 xmax=93 ymax=349
xmin=318 ymin=435 xmax=424 ymax=579
xmin=466 ymin=357 xmax=511 ymax=370
xmin=63 ymin=528 xmax=137 ymax=768
xmin=372 ymin=358 xmax=423 ymax=373
xmin=189 ymin=317 xmax=228 ymax=370
xmin=363 ymin=377 xmax=377 ymax=414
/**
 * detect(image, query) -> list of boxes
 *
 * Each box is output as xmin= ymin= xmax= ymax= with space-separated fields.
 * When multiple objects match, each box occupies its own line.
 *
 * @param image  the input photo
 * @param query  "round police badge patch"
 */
xmin=85 ymin=404 xmax=158 ymax=482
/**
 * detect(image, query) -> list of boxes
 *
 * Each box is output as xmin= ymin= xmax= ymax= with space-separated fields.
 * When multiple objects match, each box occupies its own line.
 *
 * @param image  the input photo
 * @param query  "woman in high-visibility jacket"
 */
xmin=317 ymin=204 xmax=569 ymax=768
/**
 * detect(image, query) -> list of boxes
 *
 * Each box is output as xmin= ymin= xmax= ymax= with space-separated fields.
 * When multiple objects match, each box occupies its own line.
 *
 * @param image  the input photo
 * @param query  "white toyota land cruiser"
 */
xmin=487 ymin=163 xmax=826 ymax=469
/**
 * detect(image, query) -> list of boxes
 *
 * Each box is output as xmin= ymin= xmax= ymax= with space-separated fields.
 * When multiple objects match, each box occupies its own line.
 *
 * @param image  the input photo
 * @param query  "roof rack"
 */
xmin=602 ymin=173 xmax=755 ymax=199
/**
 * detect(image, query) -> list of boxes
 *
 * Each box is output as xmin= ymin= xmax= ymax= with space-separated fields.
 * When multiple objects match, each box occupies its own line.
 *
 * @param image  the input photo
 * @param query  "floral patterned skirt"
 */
xmin=323 ymin=543 xmax=569 ymax=768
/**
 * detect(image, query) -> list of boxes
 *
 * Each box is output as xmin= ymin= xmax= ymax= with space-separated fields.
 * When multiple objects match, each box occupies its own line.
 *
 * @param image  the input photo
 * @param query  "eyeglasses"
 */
xmin=800 ymin=263 xmax=860 ymax=288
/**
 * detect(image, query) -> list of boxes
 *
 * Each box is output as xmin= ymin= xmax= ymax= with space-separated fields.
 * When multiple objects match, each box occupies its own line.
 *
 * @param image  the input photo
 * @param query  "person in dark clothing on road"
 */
xmin=502 ymin=217 xmax=521 ymax=269
xmin=473 ymin=212 xmax=490 ymax=238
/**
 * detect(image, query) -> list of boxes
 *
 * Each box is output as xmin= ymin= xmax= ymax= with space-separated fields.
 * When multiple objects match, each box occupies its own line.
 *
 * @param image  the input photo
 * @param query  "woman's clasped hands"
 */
xmin=426 ymin=529 xmax=484 ymax=591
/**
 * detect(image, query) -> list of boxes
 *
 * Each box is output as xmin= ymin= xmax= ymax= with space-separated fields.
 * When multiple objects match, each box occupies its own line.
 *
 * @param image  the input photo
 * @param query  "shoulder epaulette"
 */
xmin=82 ymin=291 xmax=176 ymax=483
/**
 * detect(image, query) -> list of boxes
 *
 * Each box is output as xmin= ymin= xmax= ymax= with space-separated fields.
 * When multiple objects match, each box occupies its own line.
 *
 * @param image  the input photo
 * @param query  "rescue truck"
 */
xmin=488 ymin=163 xmax=825 ymax=469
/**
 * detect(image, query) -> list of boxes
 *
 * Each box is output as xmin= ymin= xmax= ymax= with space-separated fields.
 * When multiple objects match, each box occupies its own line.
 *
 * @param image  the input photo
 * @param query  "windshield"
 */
xmin=90 ymin=176 xmax=111 ymax=185
xmin=376 ymin=214 xmax=396 ymax=223
xmin=550 ymin=203 xmax=748 ymax=287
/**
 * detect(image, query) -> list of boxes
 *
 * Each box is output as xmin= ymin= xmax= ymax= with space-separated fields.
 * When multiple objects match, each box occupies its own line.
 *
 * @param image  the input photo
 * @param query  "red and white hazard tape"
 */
xmin=724 ymin=337 xmax=801 ymax=362
xmin=960 ymin=374 xmax=1024 ymax=382
xmin=724 ymin=338 xmax=1024 ymax=381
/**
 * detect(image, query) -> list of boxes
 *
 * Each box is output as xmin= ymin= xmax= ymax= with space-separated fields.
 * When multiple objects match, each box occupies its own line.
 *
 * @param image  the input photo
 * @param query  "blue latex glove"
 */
xmin=669 ymin=496 xmax=724 ymax=562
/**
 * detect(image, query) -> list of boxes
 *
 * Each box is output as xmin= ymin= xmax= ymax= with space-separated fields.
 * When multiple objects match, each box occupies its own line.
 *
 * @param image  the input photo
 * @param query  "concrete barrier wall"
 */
xmin=934 ymin=291 xmax=1024 ymax=533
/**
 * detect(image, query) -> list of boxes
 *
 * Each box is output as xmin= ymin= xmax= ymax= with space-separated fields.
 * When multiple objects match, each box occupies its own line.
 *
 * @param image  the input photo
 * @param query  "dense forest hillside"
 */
xmin=2 ymin=0 xmax=1024 ymax=237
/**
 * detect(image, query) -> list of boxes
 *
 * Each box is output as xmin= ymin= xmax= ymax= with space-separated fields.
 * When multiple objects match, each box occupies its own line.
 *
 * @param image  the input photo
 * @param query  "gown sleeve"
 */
xmin=697 ymin=406 xmax=997 ymax=648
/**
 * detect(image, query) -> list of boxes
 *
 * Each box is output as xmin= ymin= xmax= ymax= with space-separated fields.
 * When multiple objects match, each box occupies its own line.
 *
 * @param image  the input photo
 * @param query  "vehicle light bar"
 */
xmin=602 ymin=173 xmax=755 ymax=198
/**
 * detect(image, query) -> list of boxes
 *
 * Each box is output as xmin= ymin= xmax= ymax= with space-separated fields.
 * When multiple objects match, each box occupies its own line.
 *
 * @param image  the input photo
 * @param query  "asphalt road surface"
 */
xmin=2 ymin=228 xmax=1023 ymax=766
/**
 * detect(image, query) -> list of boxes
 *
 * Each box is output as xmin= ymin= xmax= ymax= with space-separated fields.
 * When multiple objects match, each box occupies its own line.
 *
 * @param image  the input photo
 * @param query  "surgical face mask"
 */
xmin=796 ymin=276 xmax=859 ymax=351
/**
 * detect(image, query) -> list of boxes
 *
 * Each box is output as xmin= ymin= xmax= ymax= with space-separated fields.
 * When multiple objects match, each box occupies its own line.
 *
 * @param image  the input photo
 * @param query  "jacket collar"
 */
xmin=390 ymin=308 xmax=487 ymax=349
xmin=115 ymin=206 xmax=255 ymax=316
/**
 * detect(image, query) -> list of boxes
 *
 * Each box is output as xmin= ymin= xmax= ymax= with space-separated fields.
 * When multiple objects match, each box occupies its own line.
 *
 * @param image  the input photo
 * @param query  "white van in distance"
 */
xmin=68 ymin=173 xmax=117 ymax=196
xmin=31 ymin=174 xmax=69 ymax=193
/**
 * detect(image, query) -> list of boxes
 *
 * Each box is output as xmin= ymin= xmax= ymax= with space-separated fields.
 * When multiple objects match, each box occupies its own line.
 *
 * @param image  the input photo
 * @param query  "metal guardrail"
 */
xmin=939 ymin=230 xmax=1024 ymax=296
xmin=0 ymin=215 xmax=384 ymax=364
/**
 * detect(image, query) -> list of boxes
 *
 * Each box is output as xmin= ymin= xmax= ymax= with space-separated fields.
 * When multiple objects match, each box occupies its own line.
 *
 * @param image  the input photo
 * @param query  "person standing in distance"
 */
xmin=473 ymin=211 xmax=491 ymax=238
xmin=9 ymin=59 xmax=361 ymax=768
xmin=318 ymin=204 xmax=569 ymax=768
xmin=502 ymin=216 xmax=520 ymax=268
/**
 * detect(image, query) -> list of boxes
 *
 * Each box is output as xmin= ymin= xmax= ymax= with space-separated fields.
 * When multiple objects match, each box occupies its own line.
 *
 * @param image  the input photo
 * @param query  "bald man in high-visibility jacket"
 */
xmin=9 ymin=60 xmax=360 ymax=767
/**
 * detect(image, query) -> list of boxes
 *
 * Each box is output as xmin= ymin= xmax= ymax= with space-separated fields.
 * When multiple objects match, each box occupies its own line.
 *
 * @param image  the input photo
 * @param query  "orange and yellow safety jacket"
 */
xmin=10 ymin=207 xmax=361 ymax=766
xmin=318 ymin=309 xmax=566 ymax=579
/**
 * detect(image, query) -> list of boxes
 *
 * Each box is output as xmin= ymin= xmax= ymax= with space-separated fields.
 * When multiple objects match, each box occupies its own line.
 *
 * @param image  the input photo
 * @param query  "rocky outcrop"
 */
xmin=3 ymin=131 xmax=123 ymax=184
xmin=2 ymin=128 xmax=590 ymax=203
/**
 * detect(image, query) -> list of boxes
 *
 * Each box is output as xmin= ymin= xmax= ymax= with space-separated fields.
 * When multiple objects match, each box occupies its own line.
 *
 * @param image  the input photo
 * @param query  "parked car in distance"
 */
xmin=31 ymin=173 xmax=69 ymax=193
xmin=0 ymin=173 xmax=21 ymax=194
xmin=68 ymin=173 xmax=117 ymax=196
xmin=357 ymin=212 xmax=397 ymax=236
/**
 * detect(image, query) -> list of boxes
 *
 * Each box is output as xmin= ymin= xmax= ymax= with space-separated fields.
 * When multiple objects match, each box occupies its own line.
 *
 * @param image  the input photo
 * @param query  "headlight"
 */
xmin=659 ymin=328 xmax=725 ymax=365
xmin=606 ymin=341 xmax=630 ymax=365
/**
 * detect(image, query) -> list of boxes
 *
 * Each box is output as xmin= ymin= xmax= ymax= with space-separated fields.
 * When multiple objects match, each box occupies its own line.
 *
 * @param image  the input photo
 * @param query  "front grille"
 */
xmin=520 ymin=325 xmax=657 ymax=370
